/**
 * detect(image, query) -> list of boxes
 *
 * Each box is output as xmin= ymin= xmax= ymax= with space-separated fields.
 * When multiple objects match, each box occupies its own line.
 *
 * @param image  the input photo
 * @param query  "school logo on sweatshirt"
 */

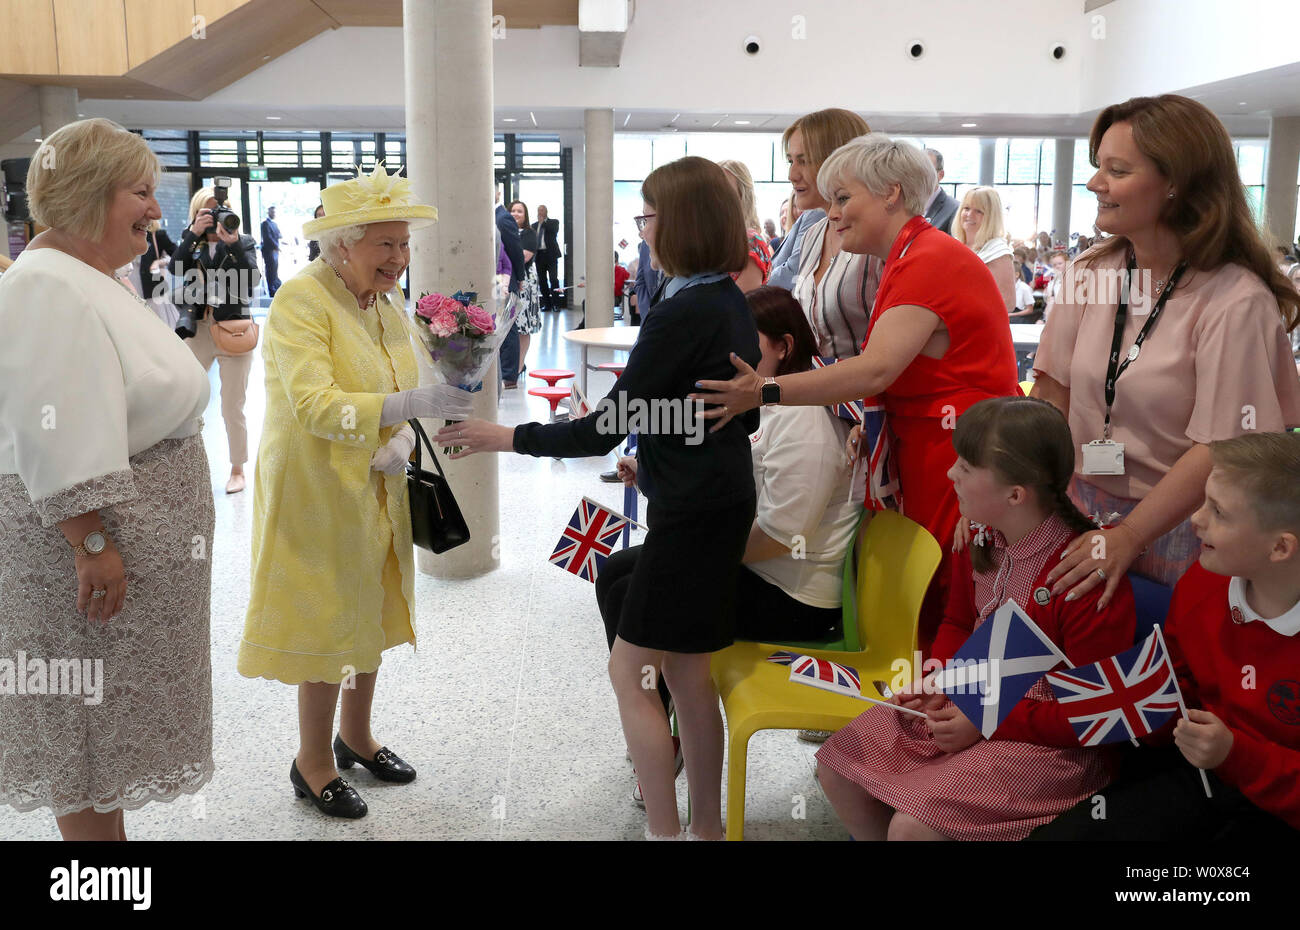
xmin=1267 ymin=680 xmax=1300 ymax=725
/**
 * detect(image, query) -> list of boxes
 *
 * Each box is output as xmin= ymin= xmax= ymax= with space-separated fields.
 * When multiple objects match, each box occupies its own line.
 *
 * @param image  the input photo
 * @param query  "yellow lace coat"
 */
xmin=238 ymin=259 xmax=418 ymax=684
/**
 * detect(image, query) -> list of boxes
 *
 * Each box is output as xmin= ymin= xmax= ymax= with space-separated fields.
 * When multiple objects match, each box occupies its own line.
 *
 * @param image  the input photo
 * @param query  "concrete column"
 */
xmin=583 ymin=108 xmax=614 ymax=328
xmin=404 ymin=0 xmax=500 ymax=578
xmin=1051 ymin=138 xmax=1075 ymax=246
xmin=978 ymin=138 xmax=996 ymax=187
xmin=38 ymin=85 xmax=78 ymax=136
xmin=1264 ymin=116 xmax=1300 ymax=252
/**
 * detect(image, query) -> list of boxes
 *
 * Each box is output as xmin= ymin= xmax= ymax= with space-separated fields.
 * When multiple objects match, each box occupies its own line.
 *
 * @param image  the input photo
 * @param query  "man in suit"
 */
xmin=260 ymin=205 xmax=285 ymax=297
xmin=634 ymin=230 xmax=663 ymax=323
xmin=532 ymin=204 xmax=562 ymax=310
xmin=496 ymin=189 xmax=526 ymax=387
xmin=922 ymin=149 xmax=959 ymax=236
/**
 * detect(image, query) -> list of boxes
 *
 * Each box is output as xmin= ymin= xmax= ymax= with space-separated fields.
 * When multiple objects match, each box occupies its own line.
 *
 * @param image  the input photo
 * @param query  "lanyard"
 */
xmin=1102 ymin=252 xmax=1187 ymax=438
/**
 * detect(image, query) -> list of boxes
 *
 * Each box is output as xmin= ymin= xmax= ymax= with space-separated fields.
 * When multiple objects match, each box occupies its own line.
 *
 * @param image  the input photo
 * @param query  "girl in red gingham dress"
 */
xmin=817 ymin=397 xmax=1137 ymax=840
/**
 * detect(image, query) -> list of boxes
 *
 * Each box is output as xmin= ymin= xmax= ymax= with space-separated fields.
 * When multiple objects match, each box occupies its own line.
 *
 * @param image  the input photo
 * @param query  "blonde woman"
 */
xmin=718 ymin=159 xmax=773 ymax=291
xmin=954 ymin=186 xmax=1017 ymax=311
xmin=0 ymin=118 xmax=213 ymax=840
xmin=172 ymin=187 xmax=260 ymax=494
xmin=783 ymin=108 xmax=883 ymax=360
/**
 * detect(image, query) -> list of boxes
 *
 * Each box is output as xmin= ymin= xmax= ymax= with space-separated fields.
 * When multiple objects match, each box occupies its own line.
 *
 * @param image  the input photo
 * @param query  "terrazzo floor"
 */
xmin=0 ymin=304 xmax=848 ymax=842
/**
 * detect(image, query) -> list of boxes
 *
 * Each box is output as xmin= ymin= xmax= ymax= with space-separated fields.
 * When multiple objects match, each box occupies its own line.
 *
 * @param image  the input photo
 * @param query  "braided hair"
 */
xmin=953 ymin=396 xmax=1095 ymax=573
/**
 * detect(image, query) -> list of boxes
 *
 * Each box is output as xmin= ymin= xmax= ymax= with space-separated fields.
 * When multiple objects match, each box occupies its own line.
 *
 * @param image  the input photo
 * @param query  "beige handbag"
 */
xmin=209 ymin=318 xmax=260 ymax=356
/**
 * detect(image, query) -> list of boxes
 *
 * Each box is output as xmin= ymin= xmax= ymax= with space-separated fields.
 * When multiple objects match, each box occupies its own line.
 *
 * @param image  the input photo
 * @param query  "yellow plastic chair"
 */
xmin=1019 ymin=380 xmax=1035 ymax=397
xmin=710 ymin=510 xmax=942 ymax=840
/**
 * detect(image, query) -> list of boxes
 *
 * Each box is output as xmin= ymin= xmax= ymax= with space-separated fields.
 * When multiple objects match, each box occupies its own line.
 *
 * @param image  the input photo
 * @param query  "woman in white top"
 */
xmin=0 ymin=119 xmax=213 ymax=840
xmin=954 ymin=186 xmax=1017 ymax=311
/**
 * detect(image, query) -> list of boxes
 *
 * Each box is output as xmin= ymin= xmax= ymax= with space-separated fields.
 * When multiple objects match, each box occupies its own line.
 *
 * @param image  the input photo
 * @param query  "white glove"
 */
xmin=380 ymin=384 xmax=474 ymax=425
xmin=370 ymin=424 xmax=417 ymax=474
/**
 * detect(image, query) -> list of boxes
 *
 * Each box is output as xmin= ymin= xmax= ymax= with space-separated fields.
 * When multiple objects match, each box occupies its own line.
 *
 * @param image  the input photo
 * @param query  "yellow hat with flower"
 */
xmin=302 ymin=162 xmax=437 ymax=237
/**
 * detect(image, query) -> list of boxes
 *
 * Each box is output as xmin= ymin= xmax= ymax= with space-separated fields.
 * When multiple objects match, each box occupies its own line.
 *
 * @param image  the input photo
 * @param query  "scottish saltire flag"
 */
xmin=1046 ymin=629 xmax=1183 ymax=745
xmin=549 ymin=497 xmax=632 ymax=582
xmin=569 ymin=381 xmax=591 ymax=419
xmin=811 ymin=356 xmax=867 ymax=425
xmin=934 ymin=598 xmax=1068 ymax=737
xmin=789 ymin=655 xmax=862 ymax=698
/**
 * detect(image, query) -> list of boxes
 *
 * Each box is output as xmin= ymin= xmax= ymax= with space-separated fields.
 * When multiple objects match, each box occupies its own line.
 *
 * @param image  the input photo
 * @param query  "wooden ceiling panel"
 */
xmin=129 ymin=0 xmax=335 ymax=100
xmin=493 ymin=0 xmax=579 ymax=29
xmin=52 ymin=0 xmax=130 ymax=76
xmin=0 ymin=1 xmax=58 ymax=75
xmin=125 ymin=0 xmax=200 ymax=70
xmin=310 ymin=0 xmax=401 ymax=27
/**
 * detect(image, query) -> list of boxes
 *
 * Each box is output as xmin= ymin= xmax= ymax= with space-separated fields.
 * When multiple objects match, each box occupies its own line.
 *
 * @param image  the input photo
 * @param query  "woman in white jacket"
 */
xmin=0 ymin=119 xmax=214 ymax=840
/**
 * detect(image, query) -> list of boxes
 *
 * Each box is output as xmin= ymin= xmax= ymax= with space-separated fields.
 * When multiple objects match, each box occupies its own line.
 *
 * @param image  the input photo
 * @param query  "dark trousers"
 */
xmin=498 ymin=321 xmax=520 ymax=383
xmin=1027 ymin=746 xmax=1296 ymax=841
xmin=536 ymin=255 xmax=560 ymax=309
xmin=262 ymin=249 xmax=281 ymax=297
xmin=594 ymin=545 xmax=842 ymax=714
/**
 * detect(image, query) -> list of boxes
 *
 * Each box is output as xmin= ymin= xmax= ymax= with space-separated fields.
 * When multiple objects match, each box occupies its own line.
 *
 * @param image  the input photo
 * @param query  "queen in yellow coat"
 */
xmin=238 ymin=165 xmax=471 ymax=819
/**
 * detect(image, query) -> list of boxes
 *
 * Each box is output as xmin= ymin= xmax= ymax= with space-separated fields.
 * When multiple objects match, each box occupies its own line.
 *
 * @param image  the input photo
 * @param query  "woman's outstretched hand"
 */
xmin=688 ymin=353 xmax=764 ymax=433
xmin=1045 ymin=522 xmax=1143 ymax=609
xmin=434 ymin=419 xmax=514 ymax=459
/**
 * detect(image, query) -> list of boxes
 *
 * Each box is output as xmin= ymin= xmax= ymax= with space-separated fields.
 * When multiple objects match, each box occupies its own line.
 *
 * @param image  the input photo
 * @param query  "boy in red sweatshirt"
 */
xmin=1032 ymin=432 xmax=1300 ymax=839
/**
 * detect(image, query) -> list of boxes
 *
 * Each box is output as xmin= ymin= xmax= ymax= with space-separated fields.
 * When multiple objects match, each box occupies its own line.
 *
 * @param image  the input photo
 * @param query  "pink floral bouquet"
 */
xmin=412 ymin=288 xmax=521 ymax=450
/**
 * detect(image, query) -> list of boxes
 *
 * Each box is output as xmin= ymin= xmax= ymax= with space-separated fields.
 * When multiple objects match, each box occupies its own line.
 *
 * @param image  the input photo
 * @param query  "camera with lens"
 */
xmin=205 ymin=177 xmax=240 ymax=233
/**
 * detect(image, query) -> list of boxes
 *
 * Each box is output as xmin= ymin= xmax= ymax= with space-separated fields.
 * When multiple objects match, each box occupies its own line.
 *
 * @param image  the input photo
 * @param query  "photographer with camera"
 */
xmin=172 ymin=182 xmax=260 ymax=494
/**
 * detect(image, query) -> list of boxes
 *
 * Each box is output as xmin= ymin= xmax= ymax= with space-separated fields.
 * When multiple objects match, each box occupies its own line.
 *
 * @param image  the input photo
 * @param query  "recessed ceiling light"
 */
xmin=266 ymin=116 xmax=281 ymax=120
xmin=962 ymin=122 xmax=978 ymax=127
xmin=502 ymin=117 xmax=517 ymax=122
xmin=262 ymin=55 xmax=271 ymax=61
xmin=34 ymin=138 xmax=42 ymax=144
xmin=529 ymin=111 xmax=537 ymax=127
xmin=1239 ymin=101 xmax=1247 ymax=105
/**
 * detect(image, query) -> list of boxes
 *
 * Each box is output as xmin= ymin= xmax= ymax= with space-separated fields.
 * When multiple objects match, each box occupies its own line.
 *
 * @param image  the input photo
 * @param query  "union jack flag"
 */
xmin=549 ymin=497 xmax=632 ymax=583
xmin=789 ymin=655 xmax=862 ymax=698
xmin=568 ymin=381 xmax=591 ymax=419
xmin=1046 ymin=628 xmax=1184 ymax=746
xmin=766 ymin=651 xmax=799 ymax=665
xmin=811 ymin=356 xmax=866 ymax=425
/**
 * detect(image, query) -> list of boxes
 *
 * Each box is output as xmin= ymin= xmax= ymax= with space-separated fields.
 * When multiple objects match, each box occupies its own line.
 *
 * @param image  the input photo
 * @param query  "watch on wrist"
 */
xmin=760 ymin=376 xmax=781 ymax=407
xmin=72 ymin=530 xmax=108 ymax=557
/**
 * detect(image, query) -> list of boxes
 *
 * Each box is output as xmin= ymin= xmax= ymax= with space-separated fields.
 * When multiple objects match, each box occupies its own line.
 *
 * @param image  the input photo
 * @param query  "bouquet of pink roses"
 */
xmin=412 ymin=288 xmax=521 ymax=391
xmin=412 ymin=288 xmax=521 ymax=450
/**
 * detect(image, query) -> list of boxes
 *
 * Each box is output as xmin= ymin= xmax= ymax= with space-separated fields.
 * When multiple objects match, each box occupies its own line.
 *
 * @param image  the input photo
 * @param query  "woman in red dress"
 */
xmin=696 ymin=133 xmax=1019 ymax=653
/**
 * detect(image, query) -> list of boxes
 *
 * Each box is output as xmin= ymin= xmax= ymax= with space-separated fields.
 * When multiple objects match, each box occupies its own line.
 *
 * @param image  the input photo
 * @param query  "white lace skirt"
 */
xmin=0 ymin=434 xmax=215 ymax=816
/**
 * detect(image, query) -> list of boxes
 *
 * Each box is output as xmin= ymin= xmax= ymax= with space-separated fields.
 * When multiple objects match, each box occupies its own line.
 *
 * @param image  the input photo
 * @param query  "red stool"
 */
xmin=528 ymin=385 xmax=571 ymax=418
xmin=528 ymin=368 xmax=575 ymax=387
xmin=597 ymin=362 xmax=626 ymax=378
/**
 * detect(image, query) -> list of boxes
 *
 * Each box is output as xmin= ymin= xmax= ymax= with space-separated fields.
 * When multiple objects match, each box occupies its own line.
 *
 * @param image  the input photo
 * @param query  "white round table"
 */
xmin=562 ymin=326 xmax=639 ymax=392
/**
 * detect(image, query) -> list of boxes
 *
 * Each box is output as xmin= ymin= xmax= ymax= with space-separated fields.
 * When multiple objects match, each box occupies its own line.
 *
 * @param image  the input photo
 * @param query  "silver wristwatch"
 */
xmin=71 ymin=531 xmax=108 ymax=557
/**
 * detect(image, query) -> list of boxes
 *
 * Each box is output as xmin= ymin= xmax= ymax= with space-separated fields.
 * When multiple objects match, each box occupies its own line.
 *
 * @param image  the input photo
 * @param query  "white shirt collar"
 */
xmin=1227 ymin=576 xmax=1300 ymax=636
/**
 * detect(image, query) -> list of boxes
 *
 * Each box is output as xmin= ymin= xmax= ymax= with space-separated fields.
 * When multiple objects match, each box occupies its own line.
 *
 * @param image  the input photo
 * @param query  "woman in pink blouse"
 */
xmin=1032 ymin=94 xmax=1300 ymax=605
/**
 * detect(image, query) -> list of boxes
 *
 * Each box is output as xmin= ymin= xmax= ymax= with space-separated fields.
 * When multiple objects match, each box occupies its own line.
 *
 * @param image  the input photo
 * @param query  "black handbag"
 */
xmin=405 ymin=419 xmax=471 ymax=554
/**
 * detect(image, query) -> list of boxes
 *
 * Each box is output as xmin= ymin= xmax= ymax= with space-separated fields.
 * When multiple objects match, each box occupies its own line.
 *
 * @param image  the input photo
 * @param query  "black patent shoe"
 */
xmin=290 ymin=760 xmax=368 ymax=819
xmin=333 ymin=734 xmax=417 ymax=783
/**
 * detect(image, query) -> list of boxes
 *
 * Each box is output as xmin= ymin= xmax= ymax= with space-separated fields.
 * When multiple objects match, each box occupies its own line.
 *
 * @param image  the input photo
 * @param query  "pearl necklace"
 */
xmin=328 ymin=263 xmax=376 ymax=310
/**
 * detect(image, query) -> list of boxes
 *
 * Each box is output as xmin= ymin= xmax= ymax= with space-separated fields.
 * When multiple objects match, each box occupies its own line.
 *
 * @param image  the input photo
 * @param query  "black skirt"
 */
xmin=615 ymin=497 xmax=755 ymax=653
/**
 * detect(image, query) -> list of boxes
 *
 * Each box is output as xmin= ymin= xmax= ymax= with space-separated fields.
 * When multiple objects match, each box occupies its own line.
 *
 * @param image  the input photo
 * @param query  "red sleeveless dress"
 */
xmin=868 ymin=216 xmax=1020 ymax=652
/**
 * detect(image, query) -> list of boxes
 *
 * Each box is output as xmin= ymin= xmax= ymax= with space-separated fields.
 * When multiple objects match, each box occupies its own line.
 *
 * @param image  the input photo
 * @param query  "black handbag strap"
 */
xmin=407 ymin=418 xmax=449 ymax=479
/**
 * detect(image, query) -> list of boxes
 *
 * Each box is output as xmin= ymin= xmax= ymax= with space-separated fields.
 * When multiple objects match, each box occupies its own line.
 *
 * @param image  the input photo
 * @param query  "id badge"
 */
xmin=1082 ymin=439 xmax=1125 ymax=475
